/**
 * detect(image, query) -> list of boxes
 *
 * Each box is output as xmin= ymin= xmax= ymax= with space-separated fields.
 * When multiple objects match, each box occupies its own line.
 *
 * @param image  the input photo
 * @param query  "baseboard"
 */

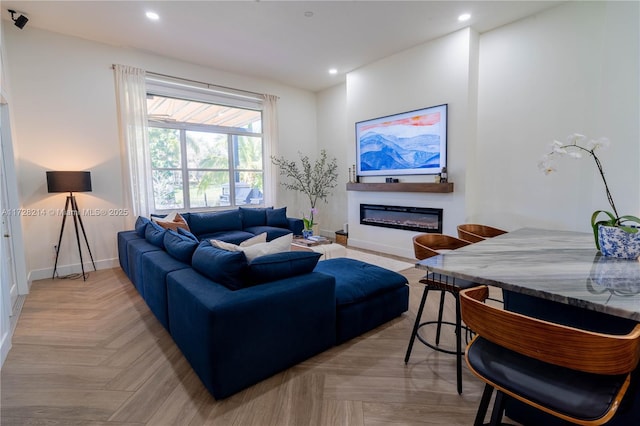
xmin=28 ymin=257 xmax=119 ymax=282
xmin=0 ymin=327 xmax=11 ymax=367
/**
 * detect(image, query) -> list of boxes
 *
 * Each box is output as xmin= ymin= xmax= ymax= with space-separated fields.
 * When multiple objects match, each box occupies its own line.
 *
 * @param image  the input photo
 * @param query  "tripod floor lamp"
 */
xmin=47 ymin=171 xmax=96 ymax=281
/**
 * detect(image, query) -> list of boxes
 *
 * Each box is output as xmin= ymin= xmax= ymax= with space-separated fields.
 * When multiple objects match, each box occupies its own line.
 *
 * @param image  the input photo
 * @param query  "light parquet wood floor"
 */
xmin=1 ymin=266 xmax=496 ymax=425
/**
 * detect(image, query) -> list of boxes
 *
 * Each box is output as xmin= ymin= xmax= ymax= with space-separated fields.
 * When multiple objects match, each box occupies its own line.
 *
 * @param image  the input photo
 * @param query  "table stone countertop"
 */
xmin=416 ymin=228 xmax=640 ymax=321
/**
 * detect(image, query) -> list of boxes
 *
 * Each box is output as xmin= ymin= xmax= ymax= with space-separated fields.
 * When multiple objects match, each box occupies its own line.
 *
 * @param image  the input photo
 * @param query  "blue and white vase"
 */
xmin=302 ymin=229 xmax=313 ymax=239
xmin=598 ymin=225 xmax=640 ymax=260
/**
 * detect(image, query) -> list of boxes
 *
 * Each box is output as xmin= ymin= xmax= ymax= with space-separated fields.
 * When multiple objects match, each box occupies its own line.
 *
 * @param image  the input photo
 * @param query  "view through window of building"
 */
xmin=147 ymin=94 xmax=264 ymax=211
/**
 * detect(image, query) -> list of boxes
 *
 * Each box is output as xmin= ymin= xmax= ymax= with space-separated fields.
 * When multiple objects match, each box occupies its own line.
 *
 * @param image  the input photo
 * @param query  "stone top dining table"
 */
xmin=416 ymin=227 xmax=640 ymax=321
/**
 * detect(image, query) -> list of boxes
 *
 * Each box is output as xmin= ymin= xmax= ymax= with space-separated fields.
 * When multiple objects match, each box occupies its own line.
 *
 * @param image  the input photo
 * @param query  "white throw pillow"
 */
xmin=210 ymin=239 xmax=240 ymax=251
xmin=239 ymin=232 xmax=267 ymax=247
xmin=152 ymin=211 xmax=178 ymax=223
xmin=239 ymin=233 xmax=293 ymax=261
xmin=210 ymin=233 xmax=267 ymax=251
xmin=210 ymin=233 xmax=292 ymax=261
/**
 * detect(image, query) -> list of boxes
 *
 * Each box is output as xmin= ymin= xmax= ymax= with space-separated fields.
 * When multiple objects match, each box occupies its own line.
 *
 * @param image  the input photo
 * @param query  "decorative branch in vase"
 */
xmin=539 ymin=133 xmax=640 ymax=258
xmin=271 ymin=149 xmax=339 ymax=238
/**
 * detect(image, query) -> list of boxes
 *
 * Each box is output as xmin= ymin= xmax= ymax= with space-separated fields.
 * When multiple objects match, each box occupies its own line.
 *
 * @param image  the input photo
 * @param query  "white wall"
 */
xmin=4 ymin=27 xmax=318 ymax=281
xmin=474 ymin=1 xmax=639 ymax=231
xmin=316 ymin=83 xmax=347 ymax=236
xmin=343 ymin=28 xmax=476 ymax=258
xmin=315 ymin=1 xmax=638 ymax=260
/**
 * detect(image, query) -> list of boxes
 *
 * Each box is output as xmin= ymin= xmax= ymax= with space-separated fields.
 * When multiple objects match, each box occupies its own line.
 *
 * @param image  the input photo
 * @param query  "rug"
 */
xmin=345 ymin=248 xmax=414 ymax=272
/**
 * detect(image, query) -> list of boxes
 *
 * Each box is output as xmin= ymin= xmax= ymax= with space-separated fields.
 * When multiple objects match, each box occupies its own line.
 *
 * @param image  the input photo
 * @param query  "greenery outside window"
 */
xmin=147 ymin=93 xmax=264 ymax=211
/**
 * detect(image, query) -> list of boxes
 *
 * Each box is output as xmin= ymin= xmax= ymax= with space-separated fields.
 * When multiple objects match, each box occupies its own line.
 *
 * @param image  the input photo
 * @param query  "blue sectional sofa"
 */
xmin=117 ymin=207 xmax=409 ymax=399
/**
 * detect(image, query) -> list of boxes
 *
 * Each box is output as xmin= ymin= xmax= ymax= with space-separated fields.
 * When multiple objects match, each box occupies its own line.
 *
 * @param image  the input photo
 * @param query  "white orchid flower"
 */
xmin=567 ymin=150 xmax=582 ymax=159
xmin=587 ymin=137 xmax=611 ymax=151
xmin=550 ymin=140 xmax=568 ymax=154
xmin=537 ymin=158 xmax=556 ymax=175
xmin=567 ymin=133 xmax=586 ymax=145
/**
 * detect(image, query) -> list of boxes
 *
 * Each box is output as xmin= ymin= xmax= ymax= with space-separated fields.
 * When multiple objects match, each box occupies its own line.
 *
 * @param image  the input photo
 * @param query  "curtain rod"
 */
xmin=112 ymin=64 xmax=275 ymax=99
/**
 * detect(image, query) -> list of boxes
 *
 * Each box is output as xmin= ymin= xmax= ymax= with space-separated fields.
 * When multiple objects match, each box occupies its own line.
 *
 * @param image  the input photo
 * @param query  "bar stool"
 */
xmin=405 ymin=233 xmax=478 ymax=394
xmin=457 ymin=224 xmax=507 ymax=243
xmin=460 ymin=285 xmax=640 ymax=425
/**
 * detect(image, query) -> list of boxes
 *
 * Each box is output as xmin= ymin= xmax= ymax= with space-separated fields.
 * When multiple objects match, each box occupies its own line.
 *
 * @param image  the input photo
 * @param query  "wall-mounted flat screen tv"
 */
xmin=356 ymin=104 xmax=447 ymax=176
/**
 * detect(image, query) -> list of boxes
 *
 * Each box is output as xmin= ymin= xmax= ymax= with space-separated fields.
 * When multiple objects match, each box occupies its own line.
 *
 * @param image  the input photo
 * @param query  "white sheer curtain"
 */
xmin=113 ymin=64 xmax=152 ymax=226
xmin=262 ymin=94 xmax=279 ymax=207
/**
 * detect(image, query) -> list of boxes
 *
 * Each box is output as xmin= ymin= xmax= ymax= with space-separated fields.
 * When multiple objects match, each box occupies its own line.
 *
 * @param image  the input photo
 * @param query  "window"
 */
xmin=146 ymin=89 xmax=265 ymax=211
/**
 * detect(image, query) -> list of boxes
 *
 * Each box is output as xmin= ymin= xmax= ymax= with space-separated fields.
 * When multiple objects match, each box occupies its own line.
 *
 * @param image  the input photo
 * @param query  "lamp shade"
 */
xmin=46 ymin=171 xmax=92 ymax=193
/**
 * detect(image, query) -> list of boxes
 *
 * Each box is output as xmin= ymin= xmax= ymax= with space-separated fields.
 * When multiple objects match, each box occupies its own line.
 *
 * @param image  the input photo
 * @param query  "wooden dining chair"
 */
xmin=460 ymin=285 xmax=640 ymax=426
xmin=406 ymin=233 xmax=478 ymax=394
xmin=457 ymin=224 xmax=507 ymax=243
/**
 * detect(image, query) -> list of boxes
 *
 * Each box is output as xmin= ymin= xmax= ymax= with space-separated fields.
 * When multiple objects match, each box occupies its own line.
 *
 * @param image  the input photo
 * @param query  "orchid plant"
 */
xmin=302 ymin=208 xmax=318 ymax=231
xmin=539 ymin=133 xmax=640 ymax=249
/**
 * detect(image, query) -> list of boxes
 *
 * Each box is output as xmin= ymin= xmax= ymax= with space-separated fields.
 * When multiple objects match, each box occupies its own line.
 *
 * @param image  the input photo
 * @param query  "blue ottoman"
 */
xmin=314 ymin=258 xmax=409 ymax=343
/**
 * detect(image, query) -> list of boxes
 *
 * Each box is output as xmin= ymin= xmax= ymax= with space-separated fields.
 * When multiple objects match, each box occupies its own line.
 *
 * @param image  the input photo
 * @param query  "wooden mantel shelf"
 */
xmin=346 ymin=182 xmax=454 ymax=193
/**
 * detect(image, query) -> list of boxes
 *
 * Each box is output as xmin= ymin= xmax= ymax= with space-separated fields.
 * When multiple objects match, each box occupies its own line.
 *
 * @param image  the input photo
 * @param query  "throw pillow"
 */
xmin=209 ymin=232 xmax=267 ymax=251
xmin=154 ymin=213 xmax=190 ymax=232
xmin=210 ymin=233 xmax=292 ymax=262
xmin=266 ymin=207 xmax=288 ymax=228
xmin=145 ymin=220 xmax=166 ymax=249
xmin=246 ymin=251 xmax=322 ymax=285
xmin=240 ymin=233 xmax=292 ymax=261
xmin=135 ymin=216 xmax=151 ymax=237
xmin=163 ymin=229 xmax=198 ymax=264
xmin=191 ymin=242 xmax=248 ymax=291
xmin=239 ymin=232 xmax=267 ymax=247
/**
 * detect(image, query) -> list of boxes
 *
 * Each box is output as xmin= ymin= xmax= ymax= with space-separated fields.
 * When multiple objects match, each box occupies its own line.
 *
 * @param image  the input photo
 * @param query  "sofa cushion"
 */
xmin=188 ymin=210 xmax=242 ymax=237
xmin=177 ymin=227 xmax=199 ymax=242
xmin=247 ymin=251 xmax=322 ymax=285
xmin=266 ymin=207 xmax=288 ymax=228
xmin=313 ymin=258 xmax=408 ymax=306
xmin=240 ymin=206 xmax=272 ymax=228
xmin=145 ymin=220 xmax=166 ymax=249
xmin=135 ymin=216 xmax=151 ymax=237
xmin=191 ymin=241 xmax=248 ymax=291
xmin=164 ymin=230 xmax=199 ymax=264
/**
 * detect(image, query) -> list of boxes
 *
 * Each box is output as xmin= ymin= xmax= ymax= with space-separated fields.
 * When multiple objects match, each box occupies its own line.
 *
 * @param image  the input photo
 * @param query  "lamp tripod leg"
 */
xmin=52 ymin=196 xmax=71 ymax=279
xmin=71 ymin=203 xmax=86 ymax=281
xmin=70 ymin=196 xmax=96 ymax=273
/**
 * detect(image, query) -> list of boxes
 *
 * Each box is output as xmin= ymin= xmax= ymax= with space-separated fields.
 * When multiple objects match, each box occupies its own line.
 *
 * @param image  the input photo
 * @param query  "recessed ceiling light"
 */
xmin=458 ymin=13 xmax=471 ymax=22
xmin=328 ymin=68 xmax=338 ymax=75
xmin=146 ymin=11 xmax=160 ymax=21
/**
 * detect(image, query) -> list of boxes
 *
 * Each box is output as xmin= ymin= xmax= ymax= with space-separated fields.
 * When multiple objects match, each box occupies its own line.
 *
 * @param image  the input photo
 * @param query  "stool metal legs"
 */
xmin=404 ymin=283 xmax=465 ymax=394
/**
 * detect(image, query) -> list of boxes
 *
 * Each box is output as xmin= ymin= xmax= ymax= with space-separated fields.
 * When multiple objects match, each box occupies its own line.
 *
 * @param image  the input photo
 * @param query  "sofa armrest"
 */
xmin=287 ymin=217 xmax=303 ymax=235
xmin=166 ymin=269 xmax=336 ymax=399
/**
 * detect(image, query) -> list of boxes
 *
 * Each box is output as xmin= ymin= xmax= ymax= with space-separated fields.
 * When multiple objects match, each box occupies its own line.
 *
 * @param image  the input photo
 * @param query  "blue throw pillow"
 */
xmin=239 ymin=206 xmax=272 ymax=228
xmin=135 ymin=216 xmax=151 ymax=237
xmin=177 ymin=227 xmax=199 ymax=242
xmin=266 ymin=207 xmax=288 ymax=228
xmin=145 ymin=220 xmax=166 ymax=249
xmin=191 ymin=241 xmax=248 ymax=290
xmin=188 ymin=210 xmax=242 ymax=237
xmin=246 ymin=251 xmax=322 ymax=285
xmin=163 ymin=230 xmax=198 ymax=264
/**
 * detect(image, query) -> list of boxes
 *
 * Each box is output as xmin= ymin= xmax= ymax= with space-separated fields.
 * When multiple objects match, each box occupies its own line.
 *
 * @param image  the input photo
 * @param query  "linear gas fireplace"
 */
xmin=360 ymin=204 xmax=443 ymax=233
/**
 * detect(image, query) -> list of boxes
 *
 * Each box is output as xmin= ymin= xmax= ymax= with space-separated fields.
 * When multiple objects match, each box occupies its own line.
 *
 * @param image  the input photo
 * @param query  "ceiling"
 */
xmin=2 ymin=1 xmax=563 ymax=92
